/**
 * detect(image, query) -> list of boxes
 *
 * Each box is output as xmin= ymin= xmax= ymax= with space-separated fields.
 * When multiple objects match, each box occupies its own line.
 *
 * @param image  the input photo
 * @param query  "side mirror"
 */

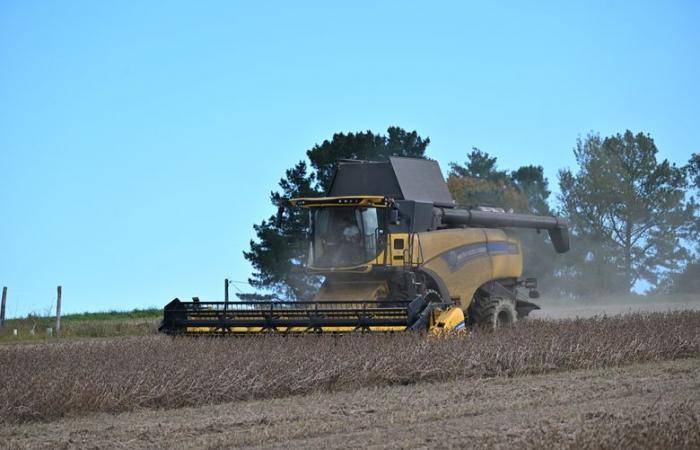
xmin=389 ymin=207 xmax=400 ymax=225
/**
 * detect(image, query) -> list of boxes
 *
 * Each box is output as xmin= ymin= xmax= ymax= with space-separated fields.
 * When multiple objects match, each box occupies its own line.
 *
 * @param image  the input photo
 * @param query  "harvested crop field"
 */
xmin=1 ymin=310 xmax=699 ymax=449
xmin=2 ymin=358 xmax=698 ymax=450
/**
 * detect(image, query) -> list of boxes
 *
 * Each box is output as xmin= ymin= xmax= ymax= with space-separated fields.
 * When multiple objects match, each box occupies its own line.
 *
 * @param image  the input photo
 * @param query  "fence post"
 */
xmin=55 ymin=285 xmax=62 ymax=337
xmin=0 ymin=286 xmax=6 ymax=328
xmin=224 ymin=278 xmax=230 ymax=314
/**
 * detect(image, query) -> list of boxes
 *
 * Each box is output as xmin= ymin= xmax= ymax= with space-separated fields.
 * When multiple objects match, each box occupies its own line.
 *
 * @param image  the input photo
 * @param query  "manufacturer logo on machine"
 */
xmin=442 ymin=241 xmax=519 ymax=271
xmin=443 ymin=243 xmax=487 ymax=271
xmin=486 ymin=241 xmax=519 ymax=255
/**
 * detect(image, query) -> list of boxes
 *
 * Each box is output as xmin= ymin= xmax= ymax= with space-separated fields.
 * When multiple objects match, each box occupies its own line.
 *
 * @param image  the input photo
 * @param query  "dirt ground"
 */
xmin=2 ymin=357 xmax=698 ymax=449
xmin=531 ymin=298 xmax=700 ymax=320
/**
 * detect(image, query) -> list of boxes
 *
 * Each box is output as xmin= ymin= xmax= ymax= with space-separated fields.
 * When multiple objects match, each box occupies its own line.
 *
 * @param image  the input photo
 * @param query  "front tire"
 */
xmin=469 ymin=296 xmax=517 ymax=330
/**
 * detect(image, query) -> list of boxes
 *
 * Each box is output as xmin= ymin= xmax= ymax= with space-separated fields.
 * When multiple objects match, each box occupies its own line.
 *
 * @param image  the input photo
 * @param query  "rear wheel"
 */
xmin=469 ymin=295 xmax=517 ymax=330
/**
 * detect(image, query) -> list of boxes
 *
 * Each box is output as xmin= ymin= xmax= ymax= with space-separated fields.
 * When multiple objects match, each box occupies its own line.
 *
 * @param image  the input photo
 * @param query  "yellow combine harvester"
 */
xmin=159 ymin=157 xmax=569 ymax=335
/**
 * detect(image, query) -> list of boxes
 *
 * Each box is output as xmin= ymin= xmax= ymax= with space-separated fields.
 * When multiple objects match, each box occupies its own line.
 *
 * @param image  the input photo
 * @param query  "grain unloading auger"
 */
xmin=159 ymin=157 xmax=569 ymax=335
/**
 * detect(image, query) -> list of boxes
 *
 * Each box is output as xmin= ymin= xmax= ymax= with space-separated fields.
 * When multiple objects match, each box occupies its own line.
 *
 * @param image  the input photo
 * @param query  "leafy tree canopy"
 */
xmin=448 ymin=147 xmax=509 ymax=182
xmin=558 ymin=131 xmax=693 ymax=293
xmin=244 ymin=127 xmax=429 ymax=299
xmin=244 ymin=129 xmax=695 ymax=299
xmin=689 ymin=153 xmax=700 ymax=189
xmin=448 ymin=148 xmax=525 ymax=211
xmin=243 ymin=161 xmax=319 ymax=300
xmin=447 ymin=149 xmax=557 ymax=289
xmin=307 ymin=127 xmax=429 ymax=192
xmin=663 ymin=152 xmax=700 ymax=294
xmin=512 ymin=165 xmax=552 ymax=216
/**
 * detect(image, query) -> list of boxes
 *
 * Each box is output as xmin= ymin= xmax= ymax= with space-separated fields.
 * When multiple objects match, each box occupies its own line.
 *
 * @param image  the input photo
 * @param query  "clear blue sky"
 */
xmin=2 ymin=1 xmax=698 ymax=316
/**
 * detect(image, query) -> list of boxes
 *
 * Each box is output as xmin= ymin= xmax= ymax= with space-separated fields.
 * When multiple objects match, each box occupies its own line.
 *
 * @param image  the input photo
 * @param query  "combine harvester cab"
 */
xmin=159 ymin=157 xmax=569 ymax=335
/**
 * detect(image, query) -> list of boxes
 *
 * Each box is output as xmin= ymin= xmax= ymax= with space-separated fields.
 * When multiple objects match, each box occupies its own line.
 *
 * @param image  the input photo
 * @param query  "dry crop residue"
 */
xmin=0 ymin=311 xmax=699 ymax=449
xmin=1 ymin=358 xmax=698 ymax=449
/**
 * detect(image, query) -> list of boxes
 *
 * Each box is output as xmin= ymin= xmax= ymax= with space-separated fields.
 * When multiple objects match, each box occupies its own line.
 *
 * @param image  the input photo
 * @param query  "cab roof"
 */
xmin=327 ymin=157 xmax=456 ymax=208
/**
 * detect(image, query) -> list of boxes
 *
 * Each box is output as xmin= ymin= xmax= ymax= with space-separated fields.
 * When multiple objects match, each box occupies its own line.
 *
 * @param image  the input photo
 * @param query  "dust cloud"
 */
xmin=530 ymin=295 xmax=700 ymax=320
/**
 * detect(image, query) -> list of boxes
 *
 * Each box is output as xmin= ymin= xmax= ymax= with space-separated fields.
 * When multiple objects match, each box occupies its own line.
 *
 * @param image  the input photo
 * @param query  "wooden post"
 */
xmin=55 ymin=285 xmax=62 ymax=337
xmin=0 ymin=286 xmax=6 ymax=328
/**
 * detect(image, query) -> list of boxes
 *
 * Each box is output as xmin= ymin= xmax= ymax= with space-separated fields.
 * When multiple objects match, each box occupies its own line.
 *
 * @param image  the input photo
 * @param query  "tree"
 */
xmin=447 ymin=148 xmax=525 ymax=210
xmin=688 ymin=153 xmax=700 ymax=249
xmin=509 ymin=165 xmax=562 ymax=291
xmin=558 ymin=131 xmax=693 ymax=293
xmin=446 ymin=175 xmax=529 ymax=211
xmin=243 ymin=162 xmax=320 ymax=300
xmin=307 ymin=127 xmax=430 ymax=192
xmin=689 ymin=153 xmax=700 ymax=189
xmin=512 ymin=166 xmax=552 ymax=215
xmin=449 ymin=148 xmax=508 ymax=182
xmin=447 ymin=149 xmax=558 ymax=290
xmin=664 ymin=261 xmax=700 ymax=294
xmin=663 ymin=152 xmax=700 ymax=294
xmin=244 ymin=127 xmax=430 ymax=299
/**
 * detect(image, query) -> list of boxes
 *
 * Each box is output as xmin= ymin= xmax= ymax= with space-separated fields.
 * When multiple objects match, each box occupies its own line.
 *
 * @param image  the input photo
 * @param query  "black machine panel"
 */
xmin=328 ymin=157 xmax=455 ymax=208
xmin=328 ymin=160 xmax=403 ymax=198
xmin=388 ymin=157 xmax=455 ymax=207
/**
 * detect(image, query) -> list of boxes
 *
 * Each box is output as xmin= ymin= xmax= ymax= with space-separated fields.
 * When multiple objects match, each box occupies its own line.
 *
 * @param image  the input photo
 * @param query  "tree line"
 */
xmin=244 ymin=127 xmax=699 ymax=298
